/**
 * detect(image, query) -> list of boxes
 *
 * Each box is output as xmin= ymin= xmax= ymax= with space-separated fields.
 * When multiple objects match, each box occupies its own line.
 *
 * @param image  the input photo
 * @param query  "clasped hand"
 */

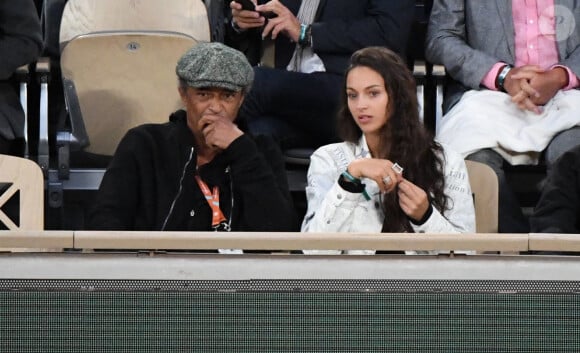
xmin=504 ymin=65 xmax=567 ymax=114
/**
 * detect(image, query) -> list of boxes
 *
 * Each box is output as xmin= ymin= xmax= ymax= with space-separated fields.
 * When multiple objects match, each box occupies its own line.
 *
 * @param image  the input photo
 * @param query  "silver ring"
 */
xmin=391 ymin=163 xmax=404 ymax=174
xmin=382 ymin=175 xmax=392 ymax=185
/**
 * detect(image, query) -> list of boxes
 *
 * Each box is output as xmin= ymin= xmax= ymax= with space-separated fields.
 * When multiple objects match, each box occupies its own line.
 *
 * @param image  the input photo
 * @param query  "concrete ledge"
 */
xmin=72 ymin=231 xmax=530 ymax=252
xmin=0 ymin=231 xmax=73 ymax=250
xmin=1 ymin=231 xmax=579 ymax=254
xmin=529 ymin=233 xmax=580 ymax=252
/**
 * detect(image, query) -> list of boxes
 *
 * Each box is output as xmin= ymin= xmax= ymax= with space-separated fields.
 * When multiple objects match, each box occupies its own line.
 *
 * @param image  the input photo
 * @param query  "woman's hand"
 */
xmin=397 ymin=179 xmax=430 ymax=222
xmin=347 ymin=158 xmax=403 ymax=194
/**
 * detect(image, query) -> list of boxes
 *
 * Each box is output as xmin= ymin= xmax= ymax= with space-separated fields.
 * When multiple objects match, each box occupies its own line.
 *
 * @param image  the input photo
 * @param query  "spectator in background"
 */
xmin=0 ymin=0 xmax=43 ymax=155
xmin=531 ymin=145 xmax=580 ymax=233
xmin=426 ymin=0 xmax=580 ymax=233
xmin=226 ymin=0 xmax=414 ymax=150
xmin=301 ymin=47 xmax=475 ymax=255
xmin=88 ymin=42 xmax=297 ymax=235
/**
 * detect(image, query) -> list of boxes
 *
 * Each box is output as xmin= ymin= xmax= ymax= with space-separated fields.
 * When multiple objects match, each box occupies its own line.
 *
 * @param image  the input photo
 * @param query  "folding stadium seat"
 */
xmin=465 ymin=160 xmax=499 ymax=233
xmin=0 ymin=153 xmax=68 ymax=252
xmin=0 ymin=154 xmax=44 ymax=231
xmin=38 ymin=0 xmax=213 ymax=222
xmin=59 ymin=32 xmax=198 ymax=156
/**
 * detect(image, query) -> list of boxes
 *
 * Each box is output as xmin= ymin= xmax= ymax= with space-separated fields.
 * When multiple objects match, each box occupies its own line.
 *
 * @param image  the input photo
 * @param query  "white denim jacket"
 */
xmin=301 ymin=136 xmax=476 ymax=255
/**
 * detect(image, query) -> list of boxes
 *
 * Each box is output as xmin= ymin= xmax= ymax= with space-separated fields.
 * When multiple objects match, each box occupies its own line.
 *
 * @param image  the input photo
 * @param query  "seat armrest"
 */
xmin=36 ymin=57 xmax=51 ymax=176
xmin=14 ymin=65 xmax=31 ymax=158
xmin=284 ymin=148 xmax=314 ymax=166
xmin=432 ymin=64 xmax=446 ymax=131
xmin=413 ymin=60 xmax=427 ymax=81
xmin=61 ymin=78 xmax=89 ymax=149
xmin=413 ymin=60 xmax=427 ymax=124
xmin=14 ymin=65 xmax=30 ymax=81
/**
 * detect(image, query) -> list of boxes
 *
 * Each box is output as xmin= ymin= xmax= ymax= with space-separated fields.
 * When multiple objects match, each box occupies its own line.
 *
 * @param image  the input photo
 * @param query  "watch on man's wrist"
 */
xmin=298 ymin=24 xmax=312 ymax=47
xmin=496 ymin=64 xmax=513 ymax=92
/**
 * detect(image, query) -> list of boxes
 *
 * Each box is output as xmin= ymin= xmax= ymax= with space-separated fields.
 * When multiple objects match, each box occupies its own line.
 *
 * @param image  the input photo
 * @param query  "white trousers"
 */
xmin=436 ymin=89 xmax=580 ymax=165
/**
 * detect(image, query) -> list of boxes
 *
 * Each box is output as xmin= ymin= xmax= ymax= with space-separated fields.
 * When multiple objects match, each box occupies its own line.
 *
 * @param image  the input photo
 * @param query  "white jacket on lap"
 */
xmin=301 ymin=136 xmax=476 ymax=255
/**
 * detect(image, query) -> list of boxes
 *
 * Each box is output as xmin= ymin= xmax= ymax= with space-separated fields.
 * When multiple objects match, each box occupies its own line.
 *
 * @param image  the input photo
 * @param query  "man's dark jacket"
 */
xmin=226 ymin=0 xmax=414 ymax=75
xmin=88 ymin=110 xmax=297 ymax=231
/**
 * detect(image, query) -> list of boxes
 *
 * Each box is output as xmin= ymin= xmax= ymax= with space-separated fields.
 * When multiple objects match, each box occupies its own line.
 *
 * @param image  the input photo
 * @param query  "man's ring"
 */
xmin=392 ymin=163 xmax=403 ymax=174
xmin=383 ymin=175 xmax=392 ymax=185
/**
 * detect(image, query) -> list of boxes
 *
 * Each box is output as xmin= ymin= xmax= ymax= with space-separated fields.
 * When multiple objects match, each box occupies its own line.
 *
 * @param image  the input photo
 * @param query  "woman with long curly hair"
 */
xmin=301 ymin=47 xmax=475 ymax=254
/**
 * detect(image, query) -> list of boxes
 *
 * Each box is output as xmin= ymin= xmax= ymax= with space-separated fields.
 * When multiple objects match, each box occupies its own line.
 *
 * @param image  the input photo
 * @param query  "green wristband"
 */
xmin=341 ymin=170 xmax=361 ymax=184
xmin=341 ymin=171 xmax=371 ymax=201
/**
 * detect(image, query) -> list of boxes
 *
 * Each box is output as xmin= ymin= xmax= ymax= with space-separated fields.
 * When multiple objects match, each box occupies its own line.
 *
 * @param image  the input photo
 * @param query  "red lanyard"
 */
xmin=194 ymin=175 xmax=227 ymax=227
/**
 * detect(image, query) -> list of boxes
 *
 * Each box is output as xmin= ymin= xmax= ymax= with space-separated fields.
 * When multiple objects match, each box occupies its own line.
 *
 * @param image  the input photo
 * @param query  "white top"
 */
xmin=301 ymin=136 xmax=476 ymax=255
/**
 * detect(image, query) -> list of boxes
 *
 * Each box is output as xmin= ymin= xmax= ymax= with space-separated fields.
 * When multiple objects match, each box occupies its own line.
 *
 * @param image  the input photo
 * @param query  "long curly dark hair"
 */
xmin=337 ymin=47 xmax=449 ymax=233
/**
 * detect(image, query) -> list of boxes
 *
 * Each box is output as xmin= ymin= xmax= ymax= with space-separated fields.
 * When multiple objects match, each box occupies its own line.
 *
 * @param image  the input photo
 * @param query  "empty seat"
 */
xmin=60 ymin=31 xmax=196 ymax=156
xmin=59 ymin=0 xmax=210 ymax=47
xmin=0 ymin=154 xmax=44 ymax=230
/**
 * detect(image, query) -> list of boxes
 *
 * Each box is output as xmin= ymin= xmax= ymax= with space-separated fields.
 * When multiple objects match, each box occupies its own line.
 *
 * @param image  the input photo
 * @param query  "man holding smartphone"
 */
xmin=225 ymin=0 xmax=414 ymax=151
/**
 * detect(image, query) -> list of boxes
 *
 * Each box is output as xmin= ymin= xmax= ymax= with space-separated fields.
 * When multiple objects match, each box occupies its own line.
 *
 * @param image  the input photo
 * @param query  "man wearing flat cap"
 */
xmin=89 ymin=42 xmax=297 ymax=233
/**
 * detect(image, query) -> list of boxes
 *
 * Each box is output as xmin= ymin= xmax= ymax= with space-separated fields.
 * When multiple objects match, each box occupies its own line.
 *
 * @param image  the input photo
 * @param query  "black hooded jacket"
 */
xmin=88 ymin=110 xmax=297 ymax=231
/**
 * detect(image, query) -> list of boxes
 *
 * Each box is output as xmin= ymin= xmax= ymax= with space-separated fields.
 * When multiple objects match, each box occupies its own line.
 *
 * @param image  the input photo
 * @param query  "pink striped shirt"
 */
xmin=482 ymin=0 xmax=579 ymax=90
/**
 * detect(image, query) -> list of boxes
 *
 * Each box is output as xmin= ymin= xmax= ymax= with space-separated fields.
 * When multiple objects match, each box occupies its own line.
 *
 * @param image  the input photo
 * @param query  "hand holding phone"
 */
xmin=234 ymin=0 xmax=256 ymax=11
xmin=233 ymin=0 xmax=277 ymax=19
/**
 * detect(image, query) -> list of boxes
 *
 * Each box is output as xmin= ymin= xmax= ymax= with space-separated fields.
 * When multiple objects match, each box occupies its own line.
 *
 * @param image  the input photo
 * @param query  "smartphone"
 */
xmin=234 ymin=0 xmax=256 ymax=11
xmin=234 ymin=0 xmax=277 ymax=18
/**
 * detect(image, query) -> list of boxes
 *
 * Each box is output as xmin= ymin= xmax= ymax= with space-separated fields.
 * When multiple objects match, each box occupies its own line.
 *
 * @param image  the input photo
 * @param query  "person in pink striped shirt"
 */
xmin=426 ymin=0 xmax=580 ymax=233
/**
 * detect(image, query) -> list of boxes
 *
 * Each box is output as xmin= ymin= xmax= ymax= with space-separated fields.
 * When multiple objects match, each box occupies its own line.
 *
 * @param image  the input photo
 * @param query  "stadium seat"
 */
xmin=59 ymin=32 xmax=197 ymax=156
xmin=0 ymin=154 xmax=44 ymax=230
xmin=465 ymin=160 xmax=499 ymax=233
xmin=58 ymin=0 xmax=210 ymax=46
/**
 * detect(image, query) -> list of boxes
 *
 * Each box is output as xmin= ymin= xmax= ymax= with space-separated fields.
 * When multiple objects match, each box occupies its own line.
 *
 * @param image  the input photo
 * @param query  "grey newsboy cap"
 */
xmin=176 ymin=42 xmax=254 ymax=92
